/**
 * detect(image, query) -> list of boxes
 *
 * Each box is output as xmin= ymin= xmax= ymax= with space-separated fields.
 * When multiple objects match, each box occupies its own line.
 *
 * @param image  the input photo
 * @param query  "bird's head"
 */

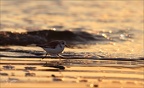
xmin=60 ymin=40 xmax=67 ymax=47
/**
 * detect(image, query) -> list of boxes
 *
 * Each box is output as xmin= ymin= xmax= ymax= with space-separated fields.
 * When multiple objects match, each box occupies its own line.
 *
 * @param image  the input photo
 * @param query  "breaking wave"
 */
xmin=0 ymin=29 xmax=133 ymax=46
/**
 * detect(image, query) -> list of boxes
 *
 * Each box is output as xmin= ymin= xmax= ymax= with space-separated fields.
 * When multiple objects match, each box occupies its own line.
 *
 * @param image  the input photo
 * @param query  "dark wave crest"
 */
xmin=0 ymin=30 xmax=108 ymax=46
xmin=0 ymin=29 xmax=133 ymax=46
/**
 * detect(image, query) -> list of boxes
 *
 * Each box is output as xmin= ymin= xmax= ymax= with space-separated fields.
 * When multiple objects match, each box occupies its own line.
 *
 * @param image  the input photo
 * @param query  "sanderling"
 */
xmin=37 ymin=40 xmax=67 ymax=61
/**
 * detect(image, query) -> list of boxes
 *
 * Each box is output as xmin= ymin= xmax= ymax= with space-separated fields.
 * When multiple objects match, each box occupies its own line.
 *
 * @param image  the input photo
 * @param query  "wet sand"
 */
xmin=0 ymin=58 xmax=143 ymax=88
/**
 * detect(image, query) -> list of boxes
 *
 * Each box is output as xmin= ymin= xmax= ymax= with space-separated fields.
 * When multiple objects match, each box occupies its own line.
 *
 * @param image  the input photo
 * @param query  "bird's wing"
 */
xmin=37 ymin=40 xmax=61 ymax=49
xmin=47 ymin=40 xmax=60 ymax=48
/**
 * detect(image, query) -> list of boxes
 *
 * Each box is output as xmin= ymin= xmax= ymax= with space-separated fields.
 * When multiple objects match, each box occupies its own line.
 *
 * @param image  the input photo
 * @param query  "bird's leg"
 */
xmin=41 ymin=53 xmax=48 ymax=60
xmin=57 ymin=54 xmax=64 ymax=65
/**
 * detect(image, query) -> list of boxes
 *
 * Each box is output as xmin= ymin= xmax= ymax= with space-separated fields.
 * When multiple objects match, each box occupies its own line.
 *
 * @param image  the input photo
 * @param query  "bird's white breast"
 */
xmin=43 ymin=44 xmax=65 ymax=54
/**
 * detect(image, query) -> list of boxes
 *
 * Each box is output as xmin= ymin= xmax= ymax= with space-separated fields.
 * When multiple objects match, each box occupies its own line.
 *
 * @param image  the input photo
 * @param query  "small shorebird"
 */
xmin=37 ymin=40 xmax=67 ymax=61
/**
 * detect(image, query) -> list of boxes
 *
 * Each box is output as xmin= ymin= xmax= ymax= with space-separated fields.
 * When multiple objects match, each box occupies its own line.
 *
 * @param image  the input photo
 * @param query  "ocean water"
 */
xmin=0 ymin=0 xmax=143 ymax=59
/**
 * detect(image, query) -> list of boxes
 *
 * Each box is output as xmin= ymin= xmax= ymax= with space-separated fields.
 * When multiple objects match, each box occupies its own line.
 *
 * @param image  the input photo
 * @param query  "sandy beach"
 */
xmin=0 ymin=58 xmax=143 ymax=88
